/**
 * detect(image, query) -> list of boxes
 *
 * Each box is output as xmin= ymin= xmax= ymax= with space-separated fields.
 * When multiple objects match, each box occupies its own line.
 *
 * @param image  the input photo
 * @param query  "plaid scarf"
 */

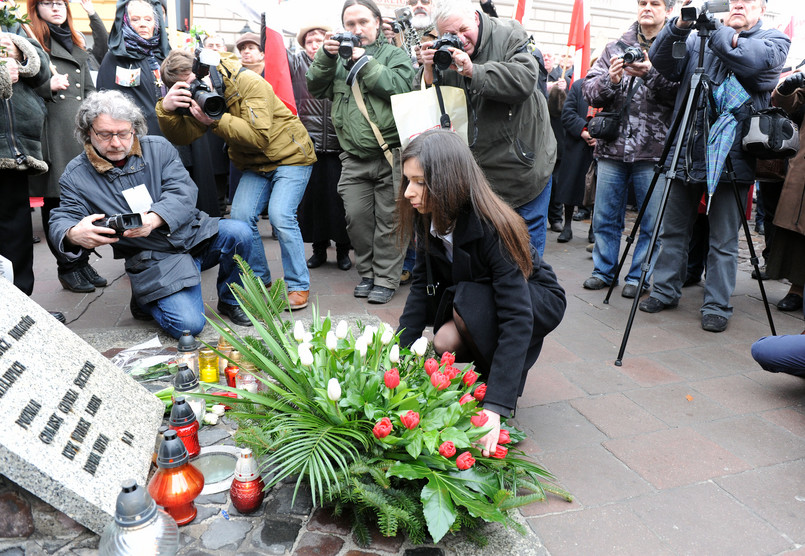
xmin=121 ymin=12 xmax=161 ymax=71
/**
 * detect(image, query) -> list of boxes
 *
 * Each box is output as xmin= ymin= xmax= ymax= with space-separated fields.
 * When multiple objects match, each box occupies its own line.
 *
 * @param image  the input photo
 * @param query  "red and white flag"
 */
xmin=261 ymin=18 xmax=297 ymax=115
xmin=512 ymin=0 xmax=532 ymax=24
xmin=567 ymin=0 xmax=591 ymax=79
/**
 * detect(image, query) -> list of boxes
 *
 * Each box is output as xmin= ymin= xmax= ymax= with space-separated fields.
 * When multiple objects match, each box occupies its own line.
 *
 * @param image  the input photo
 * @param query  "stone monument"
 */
xmin=0 ymin=278 xmax=164 ymax=534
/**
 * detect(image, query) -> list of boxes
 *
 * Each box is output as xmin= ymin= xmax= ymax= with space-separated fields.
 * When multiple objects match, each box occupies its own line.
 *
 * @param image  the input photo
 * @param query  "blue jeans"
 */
xmin=516 ymin=176 xmax=552 ymax=257
xmin=751 ymin=335 xmax=805 ymax=377
xmin=230 ymin=165 xmax=313 ymax=291
xmin=592 ymin=159 xmax=662 ymax=285
xmin=139 ymin=219 xmax=252 ymax=339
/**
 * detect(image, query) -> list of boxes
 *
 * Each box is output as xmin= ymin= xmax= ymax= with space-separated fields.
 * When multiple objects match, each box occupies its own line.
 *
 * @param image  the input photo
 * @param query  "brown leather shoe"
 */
xmin=287 ymin=290 xmax=309 ymax=311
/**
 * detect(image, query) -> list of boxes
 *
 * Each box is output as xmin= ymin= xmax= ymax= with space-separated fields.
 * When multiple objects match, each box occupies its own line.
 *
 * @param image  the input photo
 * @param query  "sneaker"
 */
xmin=638 ymin=296 xmax=677 ymax=314
xmin=59 ymin=269 xmax=95 ymax=293
xmin=354 ymin=278 xmax=374 ymax=298
xmin=80 ymin=264 xmax=107 ymax=287
xmin=130 ymin=296 xmax=153 ymax=321
xmin=287 ymin=290 xmax=309 ymax=311
xmin=368 ymin=286 xmax=395 ymax=304
xmin=583 ymin=276 xmax=608 ymax=290
xmin=621 ymin=284 xmax=645 ymax=299
xmin=549 ymin=221 xmax=563 ymax=233
xmin=701 ymin=313 xmax=728 ymax=333
xmin=217 ymin=302 xmax=253 ymax=327
xmin=400 ymin=270 xmax=413 ymax=285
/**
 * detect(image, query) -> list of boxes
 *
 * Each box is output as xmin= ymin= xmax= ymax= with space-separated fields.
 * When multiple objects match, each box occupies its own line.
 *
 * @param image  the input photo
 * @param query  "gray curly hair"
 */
xmin=74 ymin=90 xmax=148 ymax=144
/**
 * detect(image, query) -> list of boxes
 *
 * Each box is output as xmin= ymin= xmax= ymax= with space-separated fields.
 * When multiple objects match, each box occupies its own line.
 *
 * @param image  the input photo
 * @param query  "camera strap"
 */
xmin=619 ymin=76 xmax=643 ymax=121
xmin=351 ymin=79 xmax=394 ymax=167
xmin=209 ymin=66 xmax=225 ymax=97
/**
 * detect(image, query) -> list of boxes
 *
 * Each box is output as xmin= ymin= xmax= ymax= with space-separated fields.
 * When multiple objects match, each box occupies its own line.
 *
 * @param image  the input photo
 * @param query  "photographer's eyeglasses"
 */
xmin=91 ymin=126 xmax=134 ymax=142
xmin=39 ymin=1 xmax=67 ymax=8
xmin=407 ymin=0 xmax=431 ymax=6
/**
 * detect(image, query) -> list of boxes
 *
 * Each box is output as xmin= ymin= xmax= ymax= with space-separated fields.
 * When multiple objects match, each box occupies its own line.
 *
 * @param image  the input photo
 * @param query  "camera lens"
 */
xmin=196 ymin=92 xmax=226 ymax=118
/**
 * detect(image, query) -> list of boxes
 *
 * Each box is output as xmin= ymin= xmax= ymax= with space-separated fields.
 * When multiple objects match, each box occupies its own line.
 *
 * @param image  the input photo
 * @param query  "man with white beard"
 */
xmin=383 ymin=0 xmax=437 ymax=60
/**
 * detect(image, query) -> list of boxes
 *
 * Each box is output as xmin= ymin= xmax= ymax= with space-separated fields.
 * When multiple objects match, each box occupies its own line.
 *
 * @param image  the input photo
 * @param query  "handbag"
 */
xmin=391 ymin=76 xmax=469 ymax=148
xmin=587 ymin=77 xmax=643 ymax=141
xmin=755 ymin=158 xmax=788 ymax=182
xmin=742 ymin=107 xmax=799 ymax=160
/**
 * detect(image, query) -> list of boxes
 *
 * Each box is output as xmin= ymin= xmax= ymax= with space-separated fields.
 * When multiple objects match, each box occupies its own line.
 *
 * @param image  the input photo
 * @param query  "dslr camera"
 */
xmin=431 ymin=33 xmax=463 ymax=71
xmin=390 ymin=6 xmax=413 ymax=33
xmin=331 ymin=32 xmax=362 ymax=59
xmin=177 ymin=48 xmax=226 ymax=119
xmin=93 ymin=213 xmax=143 ymax=236
xmin=680 ymin=0 xmax=730 ymax=23
xmin=618 ymin=46 xmax=645 ymax=64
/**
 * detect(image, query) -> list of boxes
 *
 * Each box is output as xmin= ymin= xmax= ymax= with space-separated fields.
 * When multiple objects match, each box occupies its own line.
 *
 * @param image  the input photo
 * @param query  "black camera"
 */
xmin=176 ymin=48 xmax=226 ymax=119
xmin=390 ymin=6 xmax=413 ymax=34
xmin=432 ymin=33 xmax=463 ymax=72
xmin=680 ymin=0 xmax=730 ymax=22
xmin=93 ymin=213 xmax=143 ymax=236
xmin=331 ymin=32 xmax=362 ymax=59
xmin=618 ymin=46 xmax=645 ymax=64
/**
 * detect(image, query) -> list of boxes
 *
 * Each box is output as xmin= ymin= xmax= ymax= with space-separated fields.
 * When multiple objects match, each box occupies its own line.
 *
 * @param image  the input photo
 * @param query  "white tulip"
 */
xmin=355 ymin=336 xmax=368 ymax=358
xmin=327 ymin=378 xmax=342 ymax=401
xmin=293 ymin=320 xmax=305 ymax=342
xmin=210 ymin=404 xmax=226 ymax=416
xmin=326 ymin=331 xmax=338 ymax=351
xmin=298 ymin=343 xmax=314 ymax=366
xmin=303 ymin=331 xmax=313 ymax=344
xmin=411 ymin=337 xmax=429 ymax=357
xmin=202 ymin=413 xmax=219 ymax=425
xmin=389 ymin=344 xmax=400 ymax=363
xmin=364 ymin=325 xmax=377 ymax=339
xmin=335 ymin=320 xmax=348 ymax=339
xmin=381 ymin=328 xmax=393 ymax=345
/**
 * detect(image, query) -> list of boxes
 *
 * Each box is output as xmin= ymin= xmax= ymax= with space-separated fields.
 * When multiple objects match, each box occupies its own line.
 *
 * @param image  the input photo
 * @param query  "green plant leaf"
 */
xmin=404 ymin=429 xmax=423 ymax=459
xmin=440 ymin=427 xmax=471 ymax=448
xmin=421 ymin=478 xmax=456 ymax=543
xmin=422 ymin=430 xmax=439 ymax=454
xmin=387 ymin=462 xmax=431 ymax=480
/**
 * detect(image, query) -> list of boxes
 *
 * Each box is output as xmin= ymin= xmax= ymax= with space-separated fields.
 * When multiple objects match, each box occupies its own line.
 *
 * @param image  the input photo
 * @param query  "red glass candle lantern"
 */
xmin=148 ymin=430 xmax=204 ymax=526
xmin=168 ymin=397 xmax=200 ymax=459
xmin=224 ymin=350 xmax=241 ymax=388
xmin=229 ymin=447 xmax=265 ymax=514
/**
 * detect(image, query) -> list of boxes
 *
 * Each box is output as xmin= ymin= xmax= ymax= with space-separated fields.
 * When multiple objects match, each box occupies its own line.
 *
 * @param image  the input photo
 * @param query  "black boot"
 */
xmin=336 ymin=243 xmax=352 ymax=271
xmin=80 ymin=264 xmax=108 ymax=287
xmin=307 ymin=242 xmax=328 ymax=268
xmin=59 ymin=269 xmax=95 ymax=293
xmin=558 ymin=226 xmax=572 ymax=243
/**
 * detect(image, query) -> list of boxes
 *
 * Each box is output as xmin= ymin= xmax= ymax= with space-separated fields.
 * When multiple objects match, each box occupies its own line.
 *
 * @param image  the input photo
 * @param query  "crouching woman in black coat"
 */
xmin=396 ymin=130 xmax=566 ymax=458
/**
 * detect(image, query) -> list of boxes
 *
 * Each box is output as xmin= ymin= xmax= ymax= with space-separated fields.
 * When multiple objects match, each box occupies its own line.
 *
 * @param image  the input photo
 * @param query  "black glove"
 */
xmin=778 ymin=72 xmax=805 ymax=96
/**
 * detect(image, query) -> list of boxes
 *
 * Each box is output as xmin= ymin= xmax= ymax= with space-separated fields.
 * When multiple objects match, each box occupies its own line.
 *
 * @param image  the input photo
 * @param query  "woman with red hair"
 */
xmin=28 ymin=0 xmax=109 ymax=293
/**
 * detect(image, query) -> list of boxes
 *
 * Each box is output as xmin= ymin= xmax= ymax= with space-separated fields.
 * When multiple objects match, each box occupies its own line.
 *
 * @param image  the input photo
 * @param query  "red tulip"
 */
xmin=459 ymin=393 xmax=474 ymax=405
xmin=473 ymin=384 xmax=486 ymax=401
xmin=372 ymin=417 xmax=392 ymax=439
xmin=456 ymin=451 xmax=475 ymax=470
xmin=438 ymin=441 xmax=456 ymax=458
xmin=491 ymin=445 xmax=508 ymax=459
xmin=462 ymin=369 xmax=478 ymax=387
xmin=498 ymin=429 xmax=511 ymax=444
xmin=471 ymin=412 xmax=488 ymax=427
xmin=424 ymin=358 xmax=439 ymax=376
xmin=400 ymin=410 xmax=420 ymax=430
xmin=384 ymin=368 xmax=400 ymax=389
xmin=441 ymin=352 xmax=456 ymax=367
xmin=444 ymin=365 xmax=460 ymax=380
xmin=430 ymin=371 xmax=450 ymax=390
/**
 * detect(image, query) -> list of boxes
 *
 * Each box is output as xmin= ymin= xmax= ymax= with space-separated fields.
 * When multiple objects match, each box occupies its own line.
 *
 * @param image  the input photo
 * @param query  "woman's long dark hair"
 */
xmin=27 ymin=0 xmax=84 ymax=53
xmin=397 ymin=130 xmax=533 ymax=278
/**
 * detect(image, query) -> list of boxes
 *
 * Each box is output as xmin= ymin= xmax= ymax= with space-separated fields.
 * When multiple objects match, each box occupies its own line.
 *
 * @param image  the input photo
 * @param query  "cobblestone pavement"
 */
xmin=1 ymin=206 xmax=803 ymax=555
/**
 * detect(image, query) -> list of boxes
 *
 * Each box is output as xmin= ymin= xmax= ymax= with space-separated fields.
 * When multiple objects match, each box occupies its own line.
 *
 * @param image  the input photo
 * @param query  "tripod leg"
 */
xmin=723 ymin=166 xmax=777 ymax=335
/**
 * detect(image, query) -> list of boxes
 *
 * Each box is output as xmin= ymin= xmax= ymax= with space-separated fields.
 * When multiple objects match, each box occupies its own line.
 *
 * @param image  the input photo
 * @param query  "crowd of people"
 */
xmin=0 ymin=0 xmax=802 ymax=426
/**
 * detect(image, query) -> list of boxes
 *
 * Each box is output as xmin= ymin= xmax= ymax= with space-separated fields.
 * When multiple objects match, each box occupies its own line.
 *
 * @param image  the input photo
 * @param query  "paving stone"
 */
xmin=196 ymin=492 xmax=228 ymax=505
xmin=308 ymin=508 xmax=352 ymax=536
xmin=629 ymin=482 xmax=792 ymax=555
xmin=403 ymin=548 xmax=444 ymax=556
xmin=514 ymin=403 xmax=608 ymax=453
xmin=600 ymin=323 xmax=694 ymax=356
xmin=694 ymin=415 xmax=805 ymax=467
xmin=604 ymin=427 xmax=752 ymax=489
xmin=198 ymin=426 xmax=231 ymax=446
xmin=614 ymin=356 xmax=682 ymax=387
xmin=518 ymin=365 xmax=586 ymax=407
xmin=264 ymin=483 xmax=313 ymax=515
xmin=345 ymin=551 xmax=382 ymax=556
xmin=624 ymin=383 xmax=733 ymax=427
xmin=0 ymin=549 xmax=24 ymax=556
xmin=257 ymin=517 xmax=303 ymax=548
xmin=227 ymin=499 xmax=266 ymax=517
xmin=0 ymin=493 xmax=34 ymax=538
xmin=691 ymin=374 xmax=797 ymax=413
xmin=193 ymin=504 xmax=222 ymax=524
xmin=570 ymin=393 xmax=666 ymax=438
xmin=293 ymin=532 xmax=344 ymax=556
xmin=199 ymin=518 xmax=252 ymax=550
xmin=357 ymin=527 xmax=404 ymax=553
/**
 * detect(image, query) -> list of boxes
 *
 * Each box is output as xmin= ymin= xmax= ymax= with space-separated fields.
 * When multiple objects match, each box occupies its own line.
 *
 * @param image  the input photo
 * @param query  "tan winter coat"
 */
xmin=771 ymin=86 xmax=805 ymax=235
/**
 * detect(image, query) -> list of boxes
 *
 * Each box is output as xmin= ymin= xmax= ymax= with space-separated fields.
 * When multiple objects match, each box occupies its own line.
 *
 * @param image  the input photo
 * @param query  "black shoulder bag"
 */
xmin=587 ymin=76 xmax=643 ymax=141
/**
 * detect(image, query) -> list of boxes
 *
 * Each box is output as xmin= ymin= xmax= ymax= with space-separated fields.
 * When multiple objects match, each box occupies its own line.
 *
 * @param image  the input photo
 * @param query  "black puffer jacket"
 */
xmin=0 ymin=23 xmax=50 ymax=174
xmin=289 ymin=50 xmax=340 ymax=154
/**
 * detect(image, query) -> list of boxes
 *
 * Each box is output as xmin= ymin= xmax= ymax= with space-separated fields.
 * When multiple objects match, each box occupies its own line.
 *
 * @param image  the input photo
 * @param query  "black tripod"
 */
xmin=601 ymin=14 xmax=776 ymax=366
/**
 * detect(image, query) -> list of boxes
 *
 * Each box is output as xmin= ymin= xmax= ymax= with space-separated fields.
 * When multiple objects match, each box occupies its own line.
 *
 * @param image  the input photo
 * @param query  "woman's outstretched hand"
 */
xmin=478 ymin=409 xmax=501 ymax=457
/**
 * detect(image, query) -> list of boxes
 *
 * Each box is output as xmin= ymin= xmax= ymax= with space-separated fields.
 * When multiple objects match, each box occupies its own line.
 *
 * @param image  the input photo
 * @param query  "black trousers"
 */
xmin=0 ymin=171 xmax=34 ymax=295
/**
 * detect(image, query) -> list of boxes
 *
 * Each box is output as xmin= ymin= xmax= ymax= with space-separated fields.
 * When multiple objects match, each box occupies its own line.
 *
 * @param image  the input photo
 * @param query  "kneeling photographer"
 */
xmin=581 ymin=0 xmax=678 ymax=299
xmin=638 ymin=0 xmax=790 ymax=333
xmin=156 ymin=47 xmax=317 ymax=311
xmin=418 ymin=0 xmax=556 ymax=256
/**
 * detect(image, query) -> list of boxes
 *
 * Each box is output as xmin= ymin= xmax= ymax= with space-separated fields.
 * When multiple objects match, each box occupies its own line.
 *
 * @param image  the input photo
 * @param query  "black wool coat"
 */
xmin=397 ymin=209 xmax=566 ymax=416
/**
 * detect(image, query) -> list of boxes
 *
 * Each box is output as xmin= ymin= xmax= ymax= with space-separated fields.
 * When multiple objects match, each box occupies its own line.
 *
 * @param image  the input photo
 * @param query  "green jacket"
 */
xmin=156 ymin=53 xmax=316 ymax=173
xmin=306 ymin=40 xmax=414 ymax=160
xmin=419 ymin=12 xmax=556 ymax=207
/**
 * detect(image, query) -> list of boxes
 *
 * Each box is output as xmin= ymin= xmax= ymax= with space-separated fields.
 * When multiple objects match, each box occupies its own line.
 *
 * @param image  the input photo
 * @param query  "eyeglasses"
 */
xmin=39 ymin=1 xmax=67 ymax=8
xmin=407 ymin=0 xmax=431 ymax=6
xmin=91 ymin=126 xmax=134 ymax=142
xmin=728 ymin=0 xmax=758 ymax=5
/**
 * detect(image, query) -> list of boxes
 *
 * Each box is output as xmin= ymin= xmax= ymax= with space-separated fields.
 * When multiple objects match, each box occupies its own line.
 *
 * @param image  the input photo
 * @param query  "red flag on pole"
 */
xmin=783 ymin=16 xmax=794 ymax=39
xmin=261 ymin=19 xmax=297 ymax=115
xmin=513 ymin=0 xmax=529 ymax=23
xmin=567 ymin=0 xmax=591 ymax=79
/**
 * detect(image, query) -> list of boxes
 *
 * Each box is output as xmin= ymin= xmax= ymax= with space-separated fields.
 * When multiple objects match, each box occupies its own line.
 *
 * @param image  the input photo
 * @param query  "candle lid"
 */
xmin=157 ymin=429 xmax=189 ymax=468
xmin=168 ymin=397 xmax=197 ymax=427
xmin=114 ymin=479 xmax=157 ymax=526
xmin=177 ymin=330 xmax=198 ymax=353
xmin=174 ymin=364 xmax=199 ymax=392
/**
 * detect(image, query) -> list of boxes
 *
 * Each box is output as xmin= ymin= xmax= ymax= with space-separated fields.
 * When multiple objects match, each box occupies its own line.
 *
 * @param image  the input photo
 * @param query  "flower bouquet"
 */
xmin=206 ymin=257 xmax=571 ymax=545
